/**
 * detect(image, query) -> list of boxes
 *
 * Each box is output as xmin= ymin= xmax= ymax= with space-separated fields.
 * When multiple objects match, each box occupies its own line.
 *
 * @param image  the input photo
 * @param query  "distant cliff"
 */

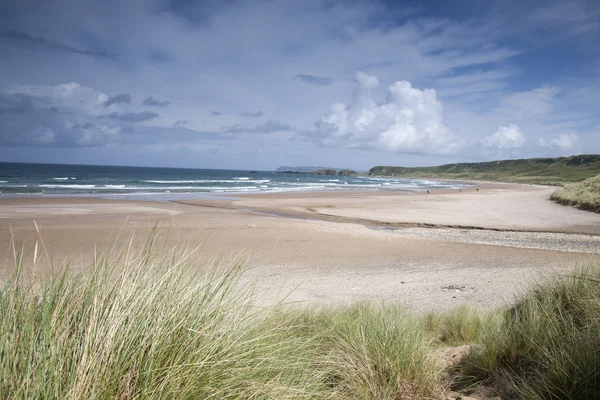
xmin=368 ymin=154 xmax=600 ymax=185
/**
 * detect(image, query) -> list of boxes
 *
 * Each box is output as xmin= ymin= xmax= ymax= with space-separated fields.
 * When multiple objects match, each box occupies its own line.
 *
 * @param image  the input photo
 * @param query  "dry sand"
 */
xmin=1 ymin=182 xmax=599 ymax=312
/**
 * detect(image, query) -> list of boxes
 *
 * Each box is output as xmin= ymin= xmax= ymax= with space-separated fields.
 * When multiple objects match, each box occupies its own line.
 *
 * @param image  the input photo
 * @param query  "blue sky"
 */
xmin=0 ymin=0 xmax=598 ymax=170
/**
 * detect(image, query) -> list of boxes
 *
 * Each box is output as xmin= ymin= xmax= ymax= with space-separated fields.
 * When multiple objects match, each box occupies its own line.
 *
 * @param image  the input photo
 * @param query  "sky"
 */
xmin=0 ymin=0 xmax=598 ymax=171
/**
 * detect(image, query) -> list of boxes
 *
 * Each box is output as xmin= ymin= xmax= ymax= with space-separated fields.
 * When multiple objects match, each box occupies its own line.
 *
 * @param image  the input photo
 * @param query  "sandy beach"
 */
xmin=2 ymin=182 xmax=599 ymax=312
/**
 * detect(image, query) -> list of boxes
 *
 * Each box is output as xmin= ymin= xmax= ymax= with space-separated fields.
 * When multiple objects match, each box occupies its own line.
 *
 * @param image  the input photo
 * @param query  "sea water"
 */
xmin=0 ymin=162 xmax=472 ymax=200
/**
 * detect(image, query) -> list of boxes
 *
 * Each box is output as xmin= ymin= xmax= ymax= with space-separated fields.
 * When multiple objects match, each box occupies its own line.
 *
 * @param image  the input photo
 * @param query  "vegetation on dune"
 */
xmin=0 ymin=232 xmax=440 ymax=399
xmin=3 ymin=231 xmax=600 ymax=399
xmin=550 ymin=173 xmax=600 ymax=213
xmin=1 ymin=235 xmax=322 ymax=399
xmin=368 ymin=154 xmax=600 ymax=185
xmin=423 ymin=304 xmax=488 ymax=346
xmin=456 ymin=269 xmax=600 ymax=399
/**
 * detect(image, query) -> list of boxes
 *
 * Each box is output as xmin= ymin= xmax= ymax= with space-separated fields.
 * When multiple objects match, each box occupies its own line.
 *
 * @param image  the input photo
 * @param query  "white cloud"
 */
xmin=485 ymin=125 xmax=526 ymax=150
xmin=538 ymin=133 xmax=581 ymax=150
xmin=0 ymin=83 xmax=126 ymax=146
xmin=6 ymin=82 xmax=109 ymax=115
xmin=303 ymin=72 xmax=458 ymax=155
xmin=553 ymin=133 xmax=579 ymax=149
xmin=355 ymin=71 xmax=379 ymax=89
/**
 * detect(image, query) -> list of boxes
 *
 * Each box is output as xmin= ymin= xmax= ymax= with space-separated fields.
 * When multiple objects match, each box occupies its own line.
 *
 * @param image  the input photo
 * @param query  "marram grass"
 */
xmin=551 ymin=173 xmax=600 ymax=213
xmin=456 ymin=268 xmax=600 ymax=399
xmin=0 ymin=231 xmax=327 ymax=399
xmin=2 ymin=230 xmax=600 ymax=399
xmin=0 ymin=231 xmax=442 ymax=399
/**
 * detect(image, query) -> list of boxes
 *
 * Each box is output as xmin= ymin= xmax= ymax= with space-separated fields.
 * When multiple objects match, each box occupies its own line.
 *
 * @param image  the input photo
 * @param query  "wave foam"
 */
xmin=144 ymin=179 xmax=270 ymax=184
xmin=40 ymin=184 xmax=96 ymax=189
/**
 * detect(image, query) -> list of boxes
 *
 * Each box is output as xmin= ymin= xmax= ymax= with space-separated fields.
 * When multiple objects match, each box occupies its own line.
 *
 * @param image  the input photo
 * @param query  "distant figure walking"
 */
xmin=459 ymin=188 xmax=462 ymax=192
xmin=476 ymin=188 xmax=479 ymax=192
xmin=426 ymin=189 xmax=430 ymax=194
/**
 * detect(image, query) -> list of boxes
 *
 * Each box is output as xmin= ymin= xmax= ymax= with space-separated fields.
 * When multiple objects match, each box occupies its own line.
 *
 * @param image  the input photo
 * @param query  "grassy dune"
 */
xmin=369 ymin=154 xmax=600 ymax=185
xmin=550 ymin=174 xmax=600 ymax=213
xmin=2 ymin=233 xmax=600 ymax=399
xmin=455 ymin=271 xmax=600 ymax=398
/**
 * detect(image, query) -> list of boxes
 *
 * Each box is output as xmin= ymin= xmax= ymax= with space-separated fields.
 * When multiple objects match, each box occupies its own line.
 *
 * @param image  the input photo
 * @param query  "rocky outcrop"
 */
xmin=312 ymin=169 xmax=338 ymax=176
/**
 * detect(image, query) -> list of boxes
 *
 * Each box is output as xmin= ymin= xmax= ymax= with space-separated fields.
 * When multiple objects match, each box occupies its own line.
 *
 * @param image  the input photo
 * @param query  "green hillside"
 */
xmin=368 ymin=154 xmax=600 ymax=185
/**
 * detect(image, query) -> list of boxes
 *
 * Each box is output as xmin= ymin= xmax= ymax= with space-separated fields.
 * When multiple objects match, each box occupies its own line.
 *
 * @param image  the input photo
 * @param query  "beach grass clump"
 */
xmin=0 ymin=233 xmax=329 ymax=399
xmin=0 ymin=232 xmax=445 ymax=399
xmin=422 ymin=304 xmax=488 ymax=345
xmin=455 ymin=268 xmax=600 ymax=399
xmin=281 ymin=303 xmax=443 ymax=399
xmin=550 ymin=173 xmax=600 ymax=213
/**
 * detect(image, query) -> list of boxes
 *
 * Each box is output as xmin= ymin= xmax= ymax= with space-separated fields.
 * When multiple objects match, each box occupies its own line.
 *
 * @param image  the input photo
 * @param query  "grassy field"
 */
xmin=2 ymin=233 xmax=600 ymax=399
xmin=550 ymin=174 xmax=600 ymax=213
xmin=368 ymin=154 xmax=600 ymax=185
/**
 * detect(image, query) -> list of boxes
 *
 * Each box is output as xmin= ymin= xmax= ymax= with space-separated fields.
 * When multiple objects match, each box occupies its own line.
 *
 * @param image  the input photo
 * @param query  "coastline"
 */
xmin=2 ymin=182 xmax=599 ymax=312
xmin=176 ymin=182 xmax=600 ymax=235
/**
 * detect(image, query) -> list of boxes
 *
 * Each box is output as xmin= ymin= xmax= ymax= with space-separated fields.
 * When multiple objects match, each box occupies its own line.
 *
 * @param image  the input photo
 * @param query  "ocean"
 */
xmin=0 ymin=162 xmax=471 ymax=200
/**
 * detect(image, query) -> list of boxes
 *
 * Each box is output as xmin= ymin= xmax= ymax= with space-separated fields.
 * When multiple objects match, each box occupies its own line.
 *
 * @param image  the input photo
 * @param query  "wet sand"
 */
xmin=1 ymin=182 xmax=599 ymax=312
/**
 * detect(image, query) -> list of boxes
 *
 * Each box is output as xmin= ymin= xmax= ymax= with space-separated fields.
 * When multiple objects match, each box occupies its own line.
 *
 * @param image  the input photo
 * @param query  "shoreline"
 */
xmin=175 ymin=182 xmax=600 ymax=235
xmin=2 ymin=183 xmax=599 ymax=312
xmin=0 ymin=175 xmax=477 ymax=200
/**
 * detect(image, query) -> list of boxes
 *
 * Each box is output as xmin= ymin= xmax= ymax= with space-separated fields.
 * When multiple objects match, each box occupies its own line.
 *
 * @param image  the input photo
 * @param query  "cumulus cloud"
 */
xmin=538 ymin=133 xmax=581 ymax=151
xmin=100 ymin=111 xmax=158 ymax=122
xmin=6 ymin=82 xmax=109 ymax=112
xmin=66 ymin=122 xmax=121 ymax=146
xmin=296 ymin=74 xmax=334 ymax=86
xmin=240 ymin=110 xmax=265 ymax=117
xmin=142 ymin=96 xmax=171 ymax=107
xmin=301 ymin=72 xmax=457 ymax=154
xmin=221 ymin=120 xmax=292 ymax=134
xmin=484 ymin=125 xmax=526 ymax=150
xmin=354 ymin=71 xmax=379 ymax=89
xmin=103 ymin=93 xmax=131 ymax=107
xmin=0 ymin=115 xmax=120 ymax=147
xmin=0 ymin=83 xmax=125 ymax=147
